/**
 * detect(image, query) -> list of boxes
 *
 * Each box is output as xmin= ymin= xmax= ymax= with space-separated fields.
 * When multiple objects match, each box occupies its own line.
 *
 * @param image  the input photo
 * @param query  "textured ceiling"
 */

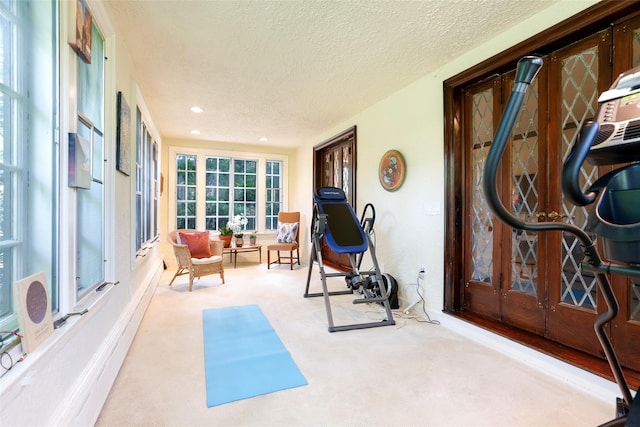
xmin=102 ymin=0 xmax=556 ymax=147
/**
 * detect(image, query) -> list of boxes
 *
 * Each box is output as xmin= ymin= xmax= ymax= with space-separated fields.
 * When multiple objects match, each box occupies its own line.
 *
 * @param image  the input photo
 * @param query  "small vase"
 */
xmin=249 ymin=237 xmax=257 ymax=246
xmin=235 ymin=236 xmax=244 ymax=247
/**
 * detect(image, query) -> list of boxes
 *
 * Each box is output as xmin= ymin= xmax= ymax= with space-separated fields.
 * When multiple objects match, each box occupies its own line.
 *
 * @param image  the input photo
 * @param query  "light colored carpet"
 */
xmin=96 ymin=259 xmax=614 ymax=426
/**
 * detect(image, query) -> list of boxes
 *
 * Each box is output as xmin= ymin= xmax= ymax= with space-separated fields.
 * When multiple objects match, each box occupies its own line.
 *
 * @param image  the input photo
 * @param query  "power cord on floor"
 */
xmin=413 ymin=272 xmax=440 ymax=325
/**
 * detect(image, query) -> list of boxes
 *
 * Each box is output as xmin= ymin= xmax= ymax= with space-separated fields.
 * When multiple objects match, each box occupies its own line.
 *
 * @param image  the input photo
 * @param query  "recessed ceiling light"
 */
xmin=190 ymin=106 xmax=204 ymax=113
xmin=259 ymin=137 xmax=268 ymax=142
xmin=191 ymin=130 xmax=201 ymax=135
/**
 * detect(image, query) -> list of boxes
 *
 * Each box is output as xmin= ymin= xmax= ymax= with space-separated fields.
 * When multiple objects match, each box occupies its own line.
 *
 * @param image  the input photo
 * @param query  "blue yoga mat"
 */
xmin=203 ymin=304 xmax=307 ymax=407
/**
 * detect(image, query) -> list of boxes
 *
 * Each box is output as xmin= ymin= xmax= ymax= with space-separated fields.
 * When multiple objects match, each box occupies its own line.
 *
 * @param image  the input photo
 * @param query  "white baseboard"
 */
xmin=441 ymin=313 xmax=623 ymax=405
xmin=55 ymin=259 xmax=163 ymax=426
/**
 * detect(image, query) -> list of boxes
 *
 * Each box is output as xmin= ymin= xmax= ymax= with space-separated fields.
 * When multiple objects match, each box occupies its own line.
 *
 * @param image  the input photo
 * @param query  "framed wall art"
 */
xmin=68 ymin=132 xmax=92 ymax=188
xmin=378 ymin=149 xmax=406 ymax=192
xmin=116 ymin=91 xmax=131 ymax=176
xmin=69 ymin=0 xmax=92 ymax=64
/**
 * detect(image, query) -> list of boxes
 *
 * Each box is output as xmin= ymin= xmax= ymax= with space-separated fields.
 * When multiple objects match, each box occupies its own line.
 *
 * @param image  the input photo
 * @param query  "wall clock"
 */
xmin=378 ymin=149 xmax=406 ymax=192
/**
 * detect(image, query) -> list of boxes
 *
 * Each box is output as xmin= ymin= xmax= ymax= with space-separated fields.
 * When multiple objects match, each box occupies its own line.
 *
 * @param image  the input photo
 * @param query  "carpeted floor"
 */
xmin=96 ymin=259 xmax=615 ymax=426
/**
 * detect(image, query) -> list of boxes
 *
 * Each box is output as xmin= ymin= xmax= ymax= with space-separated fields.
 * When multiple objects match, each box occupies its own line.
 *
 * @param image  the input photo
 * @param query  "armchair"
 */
xmin=168 ymin=229 xmax=225 ymax=291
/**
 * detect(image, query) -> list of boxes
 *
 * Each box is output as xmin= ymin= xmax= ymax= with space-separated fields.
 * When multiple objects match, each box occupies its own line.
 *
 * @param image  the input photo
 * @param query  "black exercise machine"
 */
xmin=485 ymin=55 xmax=640 ymax=426
xmin=304 ymin=187 xmax=396 ymax=332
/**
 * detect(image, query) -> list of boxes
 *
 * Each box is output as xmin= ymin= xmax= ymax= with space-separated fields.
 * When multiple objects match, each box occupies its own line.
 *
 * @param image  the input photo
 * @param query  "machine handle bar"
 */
xmin=561 ymin=121 xmax=599 ymax=206
xmin=482 ymin=56 xmax=593 ymax=245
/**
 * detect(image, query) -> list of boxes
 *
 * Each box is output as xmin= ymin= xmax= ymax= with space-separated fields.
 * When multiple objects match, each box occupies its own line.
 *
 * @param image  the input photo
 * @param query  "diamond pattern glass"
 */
xmin=471 ymin=88 xmax=494 ymax=283
xmin=510 ymin=80 xmax=539 ymax=296
xmin=633 ymin=27 xmax=640 ymax=67
xmin=559 ymin=48 xmax=599 ymax=310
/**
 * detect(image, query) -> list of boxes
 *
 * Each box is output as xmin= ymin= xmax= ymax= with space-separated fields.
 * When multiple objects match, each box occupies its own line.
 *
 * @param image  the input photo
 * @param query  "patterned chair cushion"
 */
xmin=276 ymin=222 xmax=299 ymax=243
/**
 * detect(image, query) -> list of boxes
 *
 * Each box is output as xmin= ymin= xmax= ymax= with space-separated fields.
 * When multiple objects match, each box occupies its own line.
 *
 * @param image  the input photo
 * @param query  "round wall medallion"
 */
xmin=378 ymin=149 xmax=406 ymax=192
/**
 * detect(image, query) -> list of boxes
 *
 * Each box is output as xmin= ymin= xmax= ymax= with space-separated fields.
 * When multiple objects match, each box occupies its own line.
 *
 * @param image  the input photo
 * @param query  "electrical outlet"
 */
xmin=418 ymin=266 xmax=426 ymax=280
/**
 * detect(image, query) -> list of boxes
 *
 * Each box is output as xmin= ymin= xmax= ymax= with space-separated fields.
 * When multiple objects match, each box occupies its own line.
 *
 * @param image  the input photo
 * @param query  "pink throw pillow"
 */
xmin=178 ymin=231 xmax=212 ymax=259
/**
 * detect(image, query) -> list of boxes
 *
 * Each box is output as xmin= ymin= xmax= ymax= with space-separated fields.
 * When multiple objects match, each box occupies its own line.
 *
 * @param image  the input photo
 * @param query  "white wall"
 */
xmin=0 ymin=1 xmax=607 ymax=425
xmin=293 ymin=0 xmax=600 ymax=318
xmin=0 ymin=1 xmax=164 ymax=425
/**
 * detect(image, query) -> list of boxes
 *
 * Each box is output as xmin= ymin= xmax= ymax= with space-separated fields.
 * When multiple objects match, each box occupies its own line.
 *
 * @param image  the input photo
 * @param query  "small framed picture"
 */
xmin=116 ymin=92 xmax=131 ymax=176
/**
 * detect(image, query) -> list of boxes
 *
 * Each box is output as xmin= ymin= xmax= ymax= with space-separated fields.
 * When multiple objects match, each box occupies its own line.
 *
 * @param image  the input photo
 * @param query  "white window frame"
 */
xmin=168 ymin=147 xmax=288 ymax=234
xmin=0 ymin=0 xmax=58 ymax=333
xmin=133 ymin=87 xmax=160 ymax=262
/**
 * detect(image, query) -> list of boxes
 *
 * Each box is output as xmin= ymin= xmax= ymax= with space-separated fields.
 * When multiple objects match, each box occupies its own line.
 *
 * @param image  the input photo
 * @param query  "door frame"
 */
xmin=444 ymin=1 xmax=638 ymax=311
xmin=443 ymin=2 xmax=640 ymax=377
xmin=312 ymin=126 xmax=357 ymax=271
xmin=313 ymin=125 xmax=357 ymax=208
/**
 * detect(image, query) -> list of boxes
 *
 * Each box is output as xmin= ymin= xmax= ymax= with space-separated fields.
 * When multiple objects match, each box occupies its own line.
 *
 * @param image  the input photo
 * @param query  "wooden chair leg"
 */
xmin=290 ymin=250 xmax=293 ymax=270
xmin=169 ymin=267 xmax=184 ymax=286
xmin=268 ymin=250 xmax=271 ymax=269
xmin=189 ymin=271 xmax=196 ymax=292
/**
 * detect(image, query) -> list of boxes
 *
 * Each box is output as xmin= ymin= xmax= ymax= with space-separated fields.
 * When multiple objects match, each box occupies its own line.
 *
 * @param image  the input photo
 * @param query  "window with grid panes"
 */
xmin=171 ymin=150 xmax=286 ymax=233
xmin=0 ymin=0 xmax=57 ymax=329
xmin=134 ymin=110 xmax=158 ymax=251
xmin=232 ymin=159 xmax=257 ymax=230
xmin=76 ymin=20 xmax=105 ymax=298
xmin=265 ymin=160 xmax=282 ymax=230
xmin=176 ymin=154 xmax=197 ymax=230
xmin=205 ymin=156 xmax=230 ymax=230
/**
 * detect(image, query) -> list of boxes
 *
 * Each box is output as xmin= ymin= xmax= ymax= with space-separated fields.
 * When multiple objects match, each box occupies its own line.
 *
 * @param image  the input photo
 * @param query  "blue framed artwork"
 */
xmin=116 ymin=91 xmax=131 ymax=176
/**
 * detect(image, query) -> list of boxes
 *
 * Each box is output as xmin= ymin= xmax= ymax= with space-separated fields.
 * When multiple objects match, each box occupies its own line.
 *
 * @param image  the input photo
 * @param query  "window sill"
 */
xmin=0 ymin=281 xmax=118 ymax=390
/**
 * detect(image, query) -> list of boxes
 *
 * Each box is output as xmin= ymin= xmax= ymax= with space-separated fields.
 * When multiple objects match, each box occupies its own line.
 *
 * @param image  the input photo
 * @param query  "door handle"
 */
xmin=547 ymin=210 xmax=567 ymax=221
xmin=533 ymin=212 xmax=547 ymax=221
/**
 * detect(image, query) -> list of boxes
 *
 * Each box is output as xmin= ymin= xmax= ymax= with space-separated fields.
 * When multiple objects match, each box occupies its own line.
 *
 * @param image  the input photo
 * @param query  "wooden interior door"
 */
xmin=609 ymin=16 xmax=640 ymax=372
xmin=464 ymin=30 xmax=621 ymax=357
xmin=499 ymin=70 xmax=549 ymax=336
xmin=546 ymin=32 xmax=612 ymax=356
xmin=313 ymin=126 xmax=356 ymax=271
xmin=449 ymin=5 xmax=640 ymax=378
xmin=463 ymin=71 xmax=549 ymax=335
xmin=463 ymin=77 xmax=502 ymax=320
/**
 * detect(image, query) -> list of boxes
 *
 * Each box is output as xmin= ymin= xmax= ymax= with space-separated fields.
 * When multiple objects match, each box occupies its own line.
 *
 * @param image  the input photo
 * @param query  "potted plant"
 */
xmin=218 ymin=225 xmax=233 ymax=248
xmin=228 ymin=215 xmax=248 ymax=247
xmin=249 ymin=233 xmax=257 ymax=246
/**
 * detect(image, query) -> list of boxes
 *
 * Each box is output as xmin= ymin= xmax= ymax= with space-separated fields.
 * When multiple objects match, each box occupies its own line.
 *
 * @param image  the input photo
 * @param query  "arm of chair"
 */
xmin=172 ymin=243 xmax=193 ymax=267
xmin=209 ymin=239 xmax=223 ymax=256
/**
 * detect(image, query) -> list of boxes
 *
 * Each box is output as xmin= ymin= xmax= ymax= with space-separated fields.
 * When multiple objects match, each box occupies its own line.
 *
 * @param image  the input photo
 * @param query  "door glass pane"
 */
xmin=628 ymin=278 xmax=640 ymax=323
xmin=471 ymin=88 xmax=493 ymax=283
xmin=633 ymin=26 xmax=640 ymax=67
xmin=333 ymin=148 xmax=341 ymax=189
xmin=510 ymin=80 xmax=539 ymax=295
xmin=342 ymin=145 xmax=350 ymax=200
xmin=560 ymin=47 xmax=599 ymax=310
xmin=631 ymin=280 xmax=640 ymax=322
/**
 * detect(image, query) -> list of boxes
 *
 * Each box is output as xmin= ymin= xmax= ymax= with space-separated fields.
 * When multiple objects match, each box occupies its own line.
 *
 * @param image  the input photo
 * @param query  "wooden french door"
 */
xmin=464 ymin=70 xmax=549 ymax=336
xmin=313 ymin=126 xmax=356 ymax=271
xmin=463 ymin=28 xmax=640 ymax=362
xmin=545 ymin=33 xmax=613 ymax=356
xmin=608 ymin=16 xmax=640 ymax=372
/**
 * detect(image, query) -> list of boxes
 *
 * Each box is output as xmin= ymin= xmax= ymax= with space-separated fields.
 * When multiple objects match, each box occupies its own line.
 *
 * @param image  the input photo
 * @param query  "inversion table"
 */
xmin=304 ymin=187 xmax=396 ymax=332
